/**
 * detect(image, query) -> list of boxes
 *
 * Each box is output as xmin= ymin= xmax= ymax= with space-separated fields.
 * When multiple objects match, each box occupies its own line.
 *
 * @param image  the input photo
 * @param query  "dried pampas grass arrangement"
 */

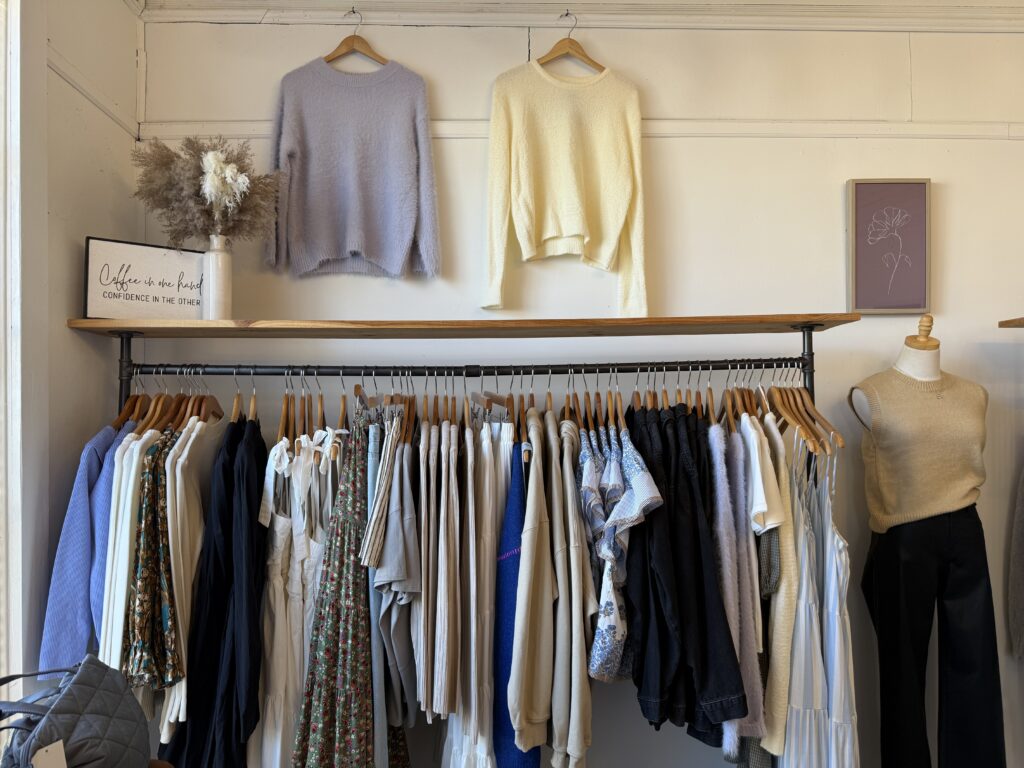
xmin=131 ymin=136 xmax=277 ymax=248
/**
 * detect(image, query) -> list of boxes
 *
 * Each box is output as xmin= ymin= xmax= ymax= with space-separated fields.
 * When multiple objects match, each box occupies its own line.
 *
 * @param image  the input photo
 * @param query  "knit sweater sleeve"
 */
xmin=483 ymin=80 xmax=511 ymax=309
xmin=616 ymin=87 xmax=647 ymax=317
xmin=412 ymin=79 xmax=441 ymax=276
xmin=265 ymin=82 xmax=297 ymax=269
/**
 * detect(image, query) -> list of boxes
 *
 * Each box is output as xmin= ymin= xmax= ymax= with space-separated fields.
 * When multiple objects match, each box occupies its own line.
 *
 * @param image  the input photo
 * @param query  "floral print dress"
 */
xmin=293 ymin=420 xmax=375 ymax=767
xmin=123 ymin=426 xmax=183 ymax=689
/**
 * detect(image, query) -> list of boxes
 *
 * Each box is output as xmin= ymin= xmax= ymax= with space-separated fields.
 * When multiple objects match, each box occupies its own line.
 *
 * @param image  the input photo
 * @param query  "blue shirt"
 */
xmin=40 ymin=424 xmax=125 ymax=668
xmin=493 ymin=444 xmax=539 ymax=768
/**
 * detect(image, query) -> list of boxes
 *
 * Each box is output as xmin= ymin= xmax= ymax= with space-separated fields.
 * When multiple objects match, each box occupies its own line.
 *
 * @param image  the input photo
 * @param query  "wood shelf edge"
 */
xmin=999 ymin=317 xmax=1024 ymax=328
xmin=67 ymin=312 xmax=861 ymax=339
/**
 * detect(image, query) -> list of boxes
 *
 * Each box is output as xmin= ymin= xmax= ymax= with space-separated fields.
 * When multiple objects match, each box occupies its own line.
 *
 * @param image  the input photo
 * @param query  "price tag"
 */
xmin=32 ymin=740 xmax=67 ymax=768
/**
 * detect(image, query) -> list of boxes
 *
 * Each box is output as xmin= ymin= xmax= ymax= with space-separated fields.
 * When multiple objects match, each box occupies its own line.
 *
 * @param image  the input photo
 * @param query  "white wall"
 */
xmin=40 ymin=4 xmax=1024 ymax=764
xmin=33 ymin=0 xmax=141 ymax=664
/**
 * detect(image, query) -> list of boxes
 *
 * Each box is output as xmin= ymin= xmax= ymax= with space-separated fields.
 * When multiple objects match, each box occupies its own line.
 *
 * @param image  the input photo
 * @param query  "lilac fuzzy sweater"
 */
xmin=267 ymin=58 xmax=440 ymax=278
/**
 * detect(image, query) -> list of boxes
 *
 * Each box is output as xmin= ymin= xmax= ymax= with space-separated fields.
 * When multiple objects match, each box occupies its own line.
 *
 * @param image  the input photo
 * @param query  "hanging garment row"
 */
xmin=41 ymin=361 xmax=857 ymax=768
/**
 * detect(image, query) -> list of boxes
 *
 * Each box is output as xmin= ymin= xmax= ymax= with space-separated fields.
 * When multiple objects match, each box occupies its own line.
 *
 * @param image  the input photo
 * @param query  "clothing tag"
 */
xmin=32 ymin=741 xmax=67 ymax=768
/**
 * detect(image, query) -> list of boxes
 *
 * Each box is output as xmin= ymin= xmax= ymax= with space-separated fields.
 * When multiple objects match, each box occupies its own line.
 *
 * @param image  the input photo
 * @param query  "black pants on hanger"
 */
xmin=861 ymin=505 xmax=1005 ymax=768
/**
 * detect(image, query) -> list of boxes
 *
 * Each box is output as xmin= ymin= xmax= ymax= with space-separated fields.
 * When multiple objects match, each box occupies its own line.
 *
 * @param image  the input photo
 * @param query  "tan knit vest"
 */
xmin=855 ymin=367 xmax=987 ymax=533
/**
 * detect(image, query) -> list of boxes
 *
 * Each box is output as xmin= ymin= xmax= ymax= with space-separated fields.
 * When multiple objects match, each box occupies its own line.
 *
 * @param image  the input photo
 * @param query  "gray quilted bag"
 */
xmin=0 ymin=654 xmax=149 ymax=768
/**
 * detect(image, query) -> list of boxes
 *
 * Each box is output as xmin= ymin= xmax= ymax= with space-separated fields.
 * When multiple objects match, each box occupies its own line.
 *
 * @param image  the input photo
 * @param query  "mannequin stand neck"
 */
xmin=894 ymin=344 xmax=941 ymax=381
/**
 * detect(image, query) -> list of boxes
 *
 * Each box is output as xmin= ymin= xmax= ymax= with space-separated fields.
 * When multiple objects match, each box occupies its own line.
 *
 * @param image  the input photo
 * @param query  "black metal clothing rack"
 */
xmin=114 ymin=325 xmax=819 ymax=409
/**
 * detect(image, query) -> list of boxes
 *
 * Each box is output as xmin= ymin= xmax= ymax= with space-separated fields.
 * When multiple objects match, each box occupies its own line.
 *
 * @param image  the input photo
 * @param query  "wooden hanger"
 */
xmin=297 ymin=376 xmax=307 ymax=439
xmin=706 ymin=383 xmax=717 ymax=426
xmin=337 ymin=374 xmax=348 ymax=430
xmin=324 ymin=8 xmax=388 ymax=66
xmin=536 ymin=11 xmax=605 ymax=72
xmin=722 ymin=390 xmax=736 ymax=433
xmin=773 ymin=385 xmax=820 ymax=454
xmin=315 ymin=375 xmax=326 ymax=431
xmin=248 ymin=369 xmax=258 ymax=421
xmin=130 ymin=393 xmax=150 ymax=423
xmin=230 ymin=369 xmax=243 ymax=423
xmin=113 ymin=394 xmax=137 ymax=430
xmin=505 ymin=393 xmax=517 ymax=442
xmin=277 ymin=373 xmax=290 ymax=443
xmin=595 ymin=390 xmax=605 ymax=429
xmin=199 ymin=391 xmax=225 ymax=424
xmin=797 ymin=386 xmax=845 ymax=449
xmin=288 ymin=386 xmax=297 ymax=443
xmin=518 ymin=393 xmax=529 ymax=440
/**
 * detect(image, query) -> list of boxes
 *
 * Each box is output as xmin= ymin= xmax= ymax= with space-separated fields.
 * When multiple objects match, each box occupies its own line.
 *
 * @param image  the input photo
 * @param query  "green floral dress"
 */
xmin=123 ymin=426 xmax=183 ymax=689
xmin=293 ymin=421 xmax=375 ymax=767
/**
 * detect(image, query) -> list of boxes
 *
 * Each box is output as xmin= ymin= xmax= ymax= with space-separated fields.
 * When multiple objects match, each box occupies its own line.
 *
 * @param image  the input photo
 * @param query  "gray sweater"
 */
xmin=266 ymin=58 xmax=440 ymax=278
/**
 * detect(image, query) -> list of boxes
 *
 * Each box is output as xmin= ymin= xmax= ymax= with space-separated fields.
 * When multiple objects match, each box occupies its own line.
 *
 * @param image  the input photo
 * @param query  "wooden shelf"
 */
xmin=999 ymin=317 xmax=1024 ymax=328
xmin=67 ymin=313 xmax=859 ymax=340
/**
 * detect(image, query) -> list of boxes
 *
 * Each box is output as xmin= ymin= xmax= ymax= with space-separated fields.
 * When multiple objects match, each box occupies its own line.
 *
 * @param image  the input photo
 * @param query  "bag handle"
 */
xmin=0 ymin=666 xmax=75 ymax=690
xmin=0 ymin=701 xmax=50 ymax=719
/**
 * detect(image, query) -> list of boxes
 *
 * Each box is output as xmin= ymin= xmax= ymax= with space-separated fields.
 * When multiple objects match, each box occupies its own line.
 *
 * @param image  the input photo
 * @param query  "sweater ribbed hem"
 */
xmin=869 ymin=496 xmax=981 ymax=533
xmin=514 ymin=722 xmax=548 ymax=751
xmin=291 ymin=246 xmax=436 ymax=279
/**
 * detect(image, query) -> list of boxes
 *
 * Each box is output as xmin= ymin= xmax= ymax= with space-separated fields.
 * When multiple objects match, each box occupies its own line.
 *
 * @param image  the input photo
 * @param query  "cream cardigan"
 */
xmin=509 ymin=409 xmax=556 ymax=751
xmin=484 ymin=62 xmax=647 ymax=317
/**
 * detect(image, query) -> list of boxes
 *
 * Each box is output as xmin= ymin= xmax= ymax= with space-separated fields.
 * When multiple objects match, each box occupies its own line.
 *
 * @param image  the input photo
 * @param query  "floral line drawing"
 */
xmin=867 ymin=206 xmax=912 ymax=295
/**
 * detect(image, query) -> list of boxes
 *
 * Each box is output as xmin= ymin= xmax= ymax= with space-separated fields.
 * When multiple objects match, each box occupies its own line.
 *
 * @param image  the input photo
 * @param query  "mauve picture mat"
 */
xmin=853 ymin=181 xmax=928 ymax=311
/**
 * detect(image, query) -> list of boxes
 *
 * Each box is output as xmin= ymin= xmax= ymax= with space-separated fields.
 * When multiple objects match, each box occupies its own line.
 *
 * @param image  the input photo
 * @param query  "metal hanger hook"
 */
xmin=346 ymin=6 xmax=363 ymax=36
xmin=559 ymin=8 xmax=578 ymax=39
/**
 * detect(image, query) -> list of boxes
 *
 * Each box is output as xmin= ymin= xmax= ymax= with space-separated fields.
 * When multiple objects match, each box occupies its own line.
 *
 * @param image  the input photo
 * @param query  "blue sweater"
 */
xmin=493 ymin=444 xmax=540 ymax=768
xmin=41 ymin=424 xmax=126 ymax=667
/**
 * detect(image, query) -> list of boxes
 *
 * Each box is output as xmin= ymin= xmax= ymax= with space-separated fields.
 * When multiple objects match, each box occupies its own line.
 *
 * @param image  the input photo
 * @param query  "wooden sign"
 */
xmin=84 ymin=237 xmax=204 ymax=319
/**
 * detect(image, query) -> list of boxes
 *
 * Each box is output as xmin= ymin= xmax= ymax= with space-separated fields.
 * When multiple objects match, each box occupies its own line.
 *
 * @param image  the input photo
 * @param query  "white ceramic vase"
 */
xmin=203 ymin=234 xmax=232 ymax=320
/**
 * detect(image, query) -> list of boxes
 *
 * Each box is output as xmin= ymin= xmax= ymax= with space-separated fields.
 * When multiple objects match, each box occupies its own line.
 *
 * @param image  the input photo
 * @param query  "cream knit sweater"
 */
xmin=484 ymin=62 xmax=647 ymax=317
xmin=855 ymin=368 xmax=987 ymax=533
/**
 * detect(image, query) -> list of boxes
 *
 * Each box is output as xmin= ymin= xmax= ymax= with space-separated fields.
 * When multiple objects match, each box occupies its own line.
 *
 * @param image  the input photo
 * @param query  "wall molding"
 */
xmin=138 ymin=2 xmax=1024 ymax=33
xmin=46 ymin=44 xmax=139 ymax=139
xmin=122 ymin=0 xmax=146 ymax=16
xmin=140 ymin=117 xmax=1022 ymax=142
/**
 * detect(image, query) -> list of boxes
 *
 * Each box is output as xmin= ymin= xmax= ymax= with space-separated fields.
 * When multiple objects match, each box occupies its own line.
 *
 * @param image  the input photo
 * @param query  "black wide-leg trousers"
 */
xmin=861 ymin=505 xmax=1006 ymax=768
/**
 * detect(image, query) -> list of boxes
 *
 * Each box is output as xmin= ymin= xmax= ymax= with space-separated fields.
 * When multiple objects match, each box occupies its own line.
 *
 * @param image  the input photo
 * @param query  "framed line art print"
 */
xmin=847 ymin=179 xmax=930 ymax=315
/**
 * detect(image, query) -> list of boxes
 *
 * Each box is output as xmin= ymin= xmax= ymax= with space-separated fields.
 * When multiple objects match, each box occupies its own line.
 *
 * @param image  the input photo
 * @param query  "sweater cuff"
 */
xmin=514 ymin=721 xmax=548 ymax=751
xmin=481 ymin=288 xmax=503 ymax=309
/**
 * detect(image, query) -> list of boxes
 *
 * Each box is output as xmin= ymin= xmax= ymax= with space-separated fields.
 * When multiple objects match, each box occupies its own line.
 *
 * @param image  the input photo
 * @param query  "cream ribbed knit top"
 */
xmin=855 ymin=368 xmax=987 ymax=533
xmin=483 ymin=62 xmax=646 ymax=317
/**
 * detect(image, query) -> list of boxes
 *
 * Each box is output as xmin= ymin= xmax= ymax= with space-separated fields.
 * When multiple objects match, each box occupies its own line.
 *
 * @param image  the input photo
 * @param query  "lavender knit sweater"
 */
xmin=266 ymin=58 xmax=440 ymax=278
